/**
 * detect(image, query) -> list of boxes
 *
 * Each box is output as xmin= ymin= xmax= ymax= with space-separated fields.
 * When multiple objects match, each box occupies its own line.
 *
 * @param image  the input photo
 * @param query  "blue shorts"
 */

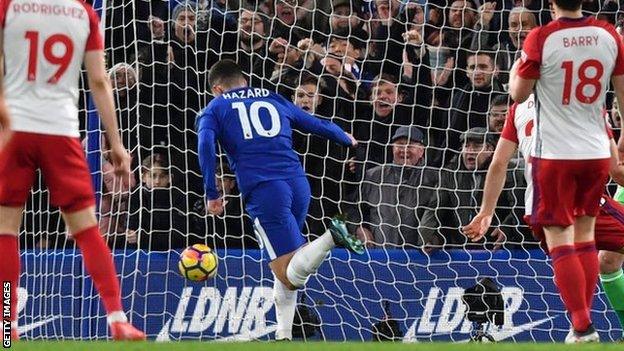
xmin=246 ymin=177 xmax=310 ymax=260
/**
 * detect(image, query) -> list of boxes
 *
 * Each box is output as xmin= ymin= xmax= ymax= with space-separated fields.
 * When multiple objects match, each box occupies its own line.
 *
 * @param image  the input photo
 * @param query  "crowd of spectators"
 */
xmin=25 ymin=0 xmax=624 ymax=251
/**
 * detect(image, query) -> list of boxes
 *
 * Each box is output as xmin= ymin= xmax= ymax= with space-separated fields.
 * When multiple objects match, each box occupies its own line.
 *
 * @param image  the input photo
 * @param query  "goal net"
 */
xmin=17 ymin=0 xmax=623 ymax=342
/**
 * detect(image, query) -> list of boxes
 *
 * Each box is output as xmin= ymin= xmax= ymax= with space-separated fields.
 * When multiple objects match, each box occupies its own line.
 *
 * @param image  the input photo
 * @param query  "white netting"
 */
xmin=17 ymin=0 xmax=624 ymax=342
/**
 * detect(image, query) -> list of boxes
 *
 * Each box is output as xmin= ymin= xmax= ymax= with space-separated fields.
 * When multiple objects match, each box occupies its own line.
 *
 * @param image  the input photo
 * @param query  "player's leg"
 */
xmin=247 ymin=180 xmax=306 ymax=340
xmin=41 ymin=135 xmax=144 ymax=340
xmin=0 ymin=206 xmax=25 ymax=340
xmin=533 ymin=158 xmax=594 ymax=337
xmin=573 ymin=215 xmax=599 ymax=310
xmin=544 ymin=225 xmax=593 ymax=333
xmin=284 ymin=176 xmax=364 ymax=289
xmin=0 ymin=132 xmax=39 ymax=339
xmin=592 ymin=199 xmax=624 ymax=337
xmin=599 ymin=250 xmax=624 ymax=338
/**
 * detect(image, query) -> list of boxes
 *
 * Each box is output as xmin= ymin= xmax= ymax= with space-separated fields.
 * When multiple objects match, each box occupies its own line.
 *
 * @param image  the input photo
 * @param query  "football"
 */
xmin=178 ymin=244 xmax=218 ymax=281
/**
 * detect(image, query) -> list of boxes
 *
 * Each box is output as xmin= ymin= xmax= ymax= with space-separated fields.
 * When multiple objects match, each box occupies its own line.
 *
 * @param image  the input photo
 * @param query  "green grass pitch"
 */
xmin=7 ymin=342 xmax=624 ymax=351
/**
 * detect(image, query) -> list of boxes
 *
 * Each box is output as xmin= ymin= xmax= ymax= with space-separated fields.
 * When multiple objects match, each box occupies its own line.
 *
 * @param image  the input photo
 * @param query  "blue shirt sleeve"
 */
xmin=196 ymin=108 xmax=220 ymax=200
xmin=281 ymin=97 xmax=353 ymax=147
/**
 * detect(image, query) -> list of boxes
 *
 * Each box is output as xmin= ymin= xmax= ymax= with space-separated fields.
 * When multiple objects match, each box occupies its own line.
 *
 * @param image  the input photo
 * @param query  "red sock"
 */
xmin=575 ymin=241 xmax=599 ymax=310
xmin=73 ymin=226 xmax=123 ymax=314
xmin=0 ymin=235 xmax=19 ymax=322
xmin=550 ymin=245 xmax=591 ymax=332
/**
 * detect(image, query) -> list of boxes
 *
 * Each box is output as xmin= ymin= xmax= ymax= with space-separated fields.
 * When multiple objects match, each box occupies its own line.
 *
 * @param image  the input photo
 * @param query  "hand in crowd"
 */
xmin=298 ymin=38 xmax=325 ymax=59
xmin=356 ymin=226 xmax=376 ymax=248
xmin=148 ymin=15 xmax=165 ymax=40
xmin=423 ymin=235 xmax=443 ymax=254
xmin=402 ymin=29 xmax=423 ymax=47
xmin=478 ymin=2 xmax=497 ymax=27
xmin=126 ymin=230 xmax=137 ymax=244
xmin=269 ymin=37 xmax=289 ymax=55
xmin=490 ymin=228 xmax=506 ymax=251
xmin=207 ymin=198 xmax=226 ymax=216
xmin=347 ymin=157 xmax=357 ymax=174
xmin=433 ymin=57 xmax=455 ymax=87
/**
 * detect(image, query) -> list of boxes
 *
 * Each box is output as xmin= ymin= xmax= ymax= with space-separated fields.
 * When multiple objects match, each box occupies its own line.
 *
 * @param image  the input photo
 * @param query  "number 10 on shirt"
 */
xmin=232 ymin=101 xmax=282 ymax=139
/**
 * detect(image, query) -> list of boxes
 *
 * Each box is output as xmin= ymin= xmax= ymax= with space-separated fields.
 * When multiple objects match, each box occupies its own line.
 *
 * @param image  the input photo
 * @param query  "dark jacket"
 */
xmin=419 ymin=156 xmax=527 ymax=249
xmin=127 ymin=187 xmax=196 ymax=251
xmin=347 ymin=163 xmax=438 ymax=247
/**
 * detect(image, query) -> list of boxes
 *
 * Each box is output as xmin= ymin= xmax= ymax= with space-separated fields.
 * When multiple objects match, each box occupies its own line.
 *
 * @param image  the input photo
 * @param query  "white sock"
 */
xmin=286 ymin=231 xmax=335 ymax=287
xmin=273 ymin=278 xmax=298 ymax=340
xmin=107 ymin=310 xmax=128 ymax=325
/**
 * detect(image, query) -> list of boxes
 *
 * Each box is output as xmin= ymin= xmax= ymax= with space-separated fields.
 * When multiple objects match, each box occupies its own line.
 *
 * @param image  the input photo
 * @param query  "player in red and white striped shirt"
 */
xmin=464 ymin=93 xmax=624 ymax=342
xmin=499 ymin=0 xmax=624 ymax=342
xmin=0 ymin=0 xmax=144 ymax=340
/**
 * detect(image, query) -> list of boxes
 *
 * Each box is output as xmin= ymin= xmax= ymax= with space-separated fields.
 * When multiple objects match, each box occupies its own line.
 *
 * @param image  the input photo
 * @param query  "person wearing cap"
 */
xmin=143 ymin=2 xmax=208 ymax=195
xmin=419 ymin=127 xmax=527 ymax=250
xmin=346 ymin=126 xmax=438 ymax=248
xmin=330 ymin=0 xmax=365 ymax=32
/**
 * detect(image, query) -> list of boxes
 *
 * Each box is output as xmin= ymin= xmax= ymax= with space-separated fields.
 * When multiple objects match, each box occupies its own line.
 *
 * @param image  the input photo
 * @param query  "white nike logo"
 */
xmin=17 ymin=316 xmax=60 ymax=335
xmin=488 ymin=317 xmax=554 ymax=341
xmin=156 ymin=319 xmax=278 ymax=342
xmin=403 ymin=317 xmax=554 ymax=343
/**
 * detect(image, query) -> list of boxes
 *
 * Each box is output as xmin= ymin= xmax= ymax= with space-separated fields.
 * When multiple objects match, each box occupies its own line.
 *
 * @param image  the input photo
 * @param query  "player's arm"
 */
xmin=509 ymin=58 xmax=536 ymax=103
xmin=509 ymin=28 xmax=540 ymax=103
xmin=286 ymin=99 xmax=357 ymax=147
xmin=84 ymin=50 xmax=130 ymax=178
xmin=0 ymin=27 xmax=11 ymax=150
xmin=196 ymin=112 xmax=223 ymax=215
xmin=463 ymin=138 xmax=518 ymax=241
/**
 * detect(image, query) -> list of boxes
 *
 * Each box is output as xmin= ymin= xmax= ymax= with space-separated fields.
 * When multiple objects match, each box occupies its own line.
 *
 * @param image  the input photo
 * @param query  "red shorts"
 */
xmin=527 ymin=196 xmax=624 ymax=253
xmin=0 ymin=132 xmax=95 ymax=212
xmin=531 ymin=158 xmax=610 ymax=227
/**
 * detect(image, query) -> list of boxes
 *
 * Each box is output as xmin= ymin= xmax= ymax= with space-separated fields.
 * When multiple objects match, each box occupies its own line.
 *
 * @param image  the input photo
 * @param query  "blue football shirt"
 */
xmin=196 ymin=87 xmax=352 ymax=200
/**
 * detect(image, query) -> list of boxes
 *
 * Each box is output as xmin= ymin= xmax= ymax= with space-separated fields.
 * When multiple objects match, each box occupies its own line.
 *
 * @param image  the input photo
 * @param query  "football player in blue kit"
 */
xmin=196 ymin=60 xmax=365 ymax=341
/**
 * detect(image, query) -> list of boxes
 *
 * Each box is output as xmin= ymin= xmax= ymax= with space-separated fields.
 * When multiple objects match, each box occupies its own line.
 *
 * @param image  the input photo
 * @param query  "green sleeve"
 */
xmin=614 ymin=186 xmax=624 ymax=205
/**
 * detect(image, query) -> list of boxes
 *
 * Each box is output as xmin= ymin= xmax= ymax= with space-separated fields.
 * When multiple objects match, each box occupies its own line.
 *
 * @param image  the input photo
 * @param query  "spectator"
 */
xmin=368 ymin=0 xmax=406 ymax=76
xmin=109 ymin=63 xmax=140 ymax=154
xmin=100 ymin=149 xmax=136 ymax=249
xmin=192 ymin=162 xmax=257 ymax=249
xmin=448 ymin=50 xmax=504 ymax=158
xmin=266 ymin=37 xmax=308 ymax=98
xmin=351 ymin=73 xmax=415 ymax=176
xmin=141 ymin=3 xmax=208 ymax=194
xmin=420 ymin=128 xmax=526 ymax=250
xmin=348 ymin=126 xmax=437 ymax=248
xmin=433 ymin=0 xmax=478 ymax=107
xmin=226 ymin=7 xmax=272 ymax=87
xmin=126 ymin=155 xmax=194 ymax=251
xmin=472 ymin=6 xmax=538 ymax=75
xmin=488 ymin=94 xmax=511 ymax=133
xmin=329 ymin=0 xmax=365 ymax=33
xmin=270 ymin=0 xmax=313 ymax=43
xmin=611 ymin=98 xmax=622 ymax=130
xmin=291 ymin=75 xmax=348 ymax=236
